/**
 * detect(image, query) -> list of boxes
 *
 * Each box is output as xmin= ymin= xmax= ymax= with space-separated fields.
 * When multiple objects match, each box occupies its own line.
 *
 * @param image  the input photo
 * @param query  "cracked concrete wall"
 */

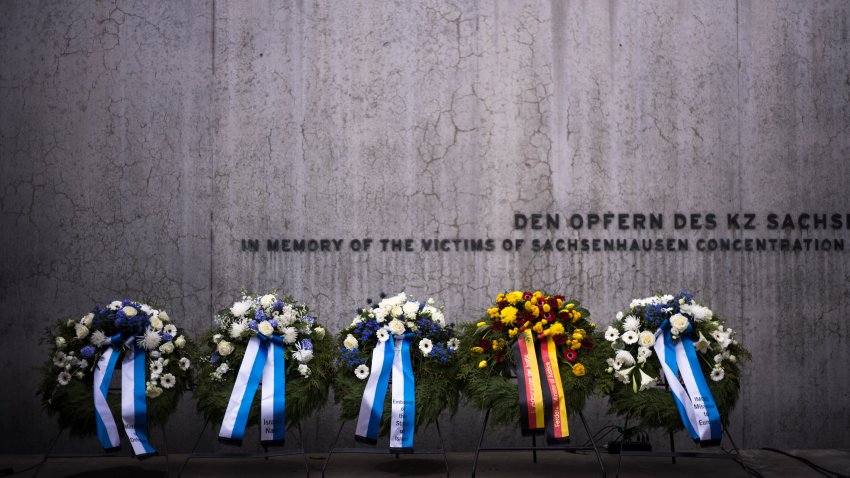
xmin=2 ymin=0 xmax=849 ymax=454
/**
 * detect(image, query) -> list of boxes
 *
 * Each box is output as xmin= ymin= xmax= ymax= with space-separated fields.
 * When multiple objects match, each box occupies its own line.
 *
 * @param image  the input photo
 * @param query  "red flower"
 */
xmin=564 ymin=350 xmax=578 ymax=362
xmin=542 ymin=311 xmax=554 ymax=321
xmin=522 ymin=292 xmax=533 ymax=301
xmin=478 ymin=338 xmax=492 ymax=351
xmin=581 ymin=338 xmax=594 ymax=349
xmin=492 ymin=321 xmax=506 ymax=332
xmin=553 ymin=334 xmax=567 ymax=346
xmin=498 ymin=300 xmax=509 ymax=308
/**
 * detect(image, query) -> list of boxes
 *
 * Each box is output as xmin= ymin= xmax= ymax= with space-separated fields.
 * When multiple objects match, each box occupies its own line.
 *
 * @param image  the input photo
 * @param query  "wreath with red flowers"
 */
xmin=458 ymin=291 xmax=606 ymax=427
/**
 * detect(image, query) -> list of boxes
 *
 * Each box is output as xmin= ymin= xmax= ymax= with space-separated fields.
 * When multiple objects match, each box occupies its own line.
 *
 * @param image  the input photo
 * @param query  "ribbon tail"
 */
xmin=355 ymin=337 xmax=394 ymax=444
xmin=678 ymin=336 xmax=723 ymax=446
xmin=93 ymin=346 xmax=122 ymax=451
xmin=653 ymin=329 xmax=700 ymax=441
xmin=121 ymin=343 xmax=156 ymax=457
xmin=537 ymin=337 xmax=569 ymax=444
xmin=513 ymin=330 xmax=545 ymax=435
xmin=389 ymin=335 xmax=415 ymax=451
xmin=260 ymin=339 xmax=286 ymax=445
xmin=219 ymin=336 xmax=267 ymax=444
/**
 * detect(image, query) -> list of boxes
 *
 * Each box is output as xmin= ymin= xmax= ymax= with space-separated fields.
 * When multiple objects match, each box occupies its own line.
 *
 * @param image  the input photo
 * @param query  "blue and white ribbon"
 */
xmin=653 ymin=323 xmax=723 ymax=445
xmin=218 ymin=334 xmax=286 ymax=445
xmin=93 ymin=335 xmax=156 ymax=457
xmin=355 ymin=333 xmax=415 ymax=450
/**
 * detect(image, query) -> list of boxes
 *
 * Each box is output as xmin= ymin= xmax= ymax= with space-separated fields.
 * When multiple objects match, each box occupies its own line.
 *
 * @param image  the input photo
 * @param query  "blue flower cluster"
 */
xmin=427 ymin=341 xmax=453 ymax=363
xmin=93 ymin=299 xmax=150 ymax=335
xmin=352 ymin=317 xmax=381 ymax=342
xmin=636 ymin=290 xmax=694 ymax=329
xmin=337 ymin=347 xmax=366 ymax=367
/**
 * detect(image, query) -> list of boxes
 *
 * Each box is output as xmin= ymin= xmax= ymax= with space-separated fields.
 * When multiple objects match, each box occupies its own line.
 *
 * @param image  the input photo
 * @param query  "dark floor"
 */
xmin=2 ymin=448 xmax=849 ymax=477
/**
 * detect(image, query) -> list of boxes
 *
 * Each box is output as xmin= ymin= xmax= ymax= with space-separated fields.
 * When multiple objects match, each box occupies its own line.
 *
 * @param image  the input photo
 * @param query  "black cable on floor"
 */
xmin=761 ymin=447 xmax=847 ymax=478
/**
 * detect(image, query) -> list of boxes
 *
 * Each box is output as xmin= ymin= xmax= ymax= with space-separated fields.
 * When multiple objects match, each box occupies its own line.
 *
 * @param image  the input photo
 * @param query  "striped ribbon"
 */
xmin=93 ymin=335 xmax=156 ymax=457
xmin=513 ymin=330 xmax=570 ymax=443
xmin=218 ymin=334 xmax=286 ymax=445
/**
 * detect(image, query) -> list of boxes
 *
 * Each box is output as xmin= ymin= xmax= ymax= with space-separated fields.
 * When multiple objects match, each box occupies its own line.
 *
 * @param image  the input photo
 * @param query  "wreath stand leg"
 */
xmin=321 ymin=418 xmax=449 ymax=478
xmin=470 ymin=408 xmax=606 ymax=478
xmin=177 ymin=420 xmax=309 ymax=477
xmin=33 ymin=423 xmax=169 ymax=478
xmin=613 ymin=411 xmax=742 ymax=478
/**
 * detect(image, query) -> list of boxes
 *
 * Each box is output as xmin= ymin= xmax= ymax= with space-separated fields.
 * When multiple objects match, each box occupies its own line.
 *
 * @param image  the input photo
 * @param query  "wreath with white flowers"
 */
xmin=38 ymin=300 xmax=193 ymax=437
xmin=598 ymin=292 xmax=749 ymax=432
xmin=458 ymin=290 xmax=604 ymax=427
xmin=193 ymin=292 xmax=334 ymax=427
xmin=333 ymin=292 xmax=461 ymax=431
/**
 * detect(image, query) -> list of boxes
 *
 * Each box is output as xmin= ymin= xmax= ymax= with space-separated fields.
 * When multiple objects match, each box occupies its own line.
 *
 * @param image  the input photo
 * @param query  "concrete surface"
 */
xmin=2 ymin=0 xmax=849 ymax=456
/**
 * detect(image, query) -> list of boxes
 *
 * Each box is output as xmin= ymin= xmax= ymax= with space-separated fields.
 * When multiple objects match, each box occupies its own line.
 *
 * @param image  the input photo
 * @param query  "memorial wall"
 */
xmin=1 ymin=0 xmax=848 ymax=453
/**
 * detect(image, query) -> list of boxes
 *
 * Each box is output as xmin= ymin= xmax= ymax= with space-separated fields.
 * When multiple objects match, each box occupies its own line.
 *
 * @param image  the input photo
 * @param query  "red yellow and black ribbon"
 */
xmin=512 ymin=329 xmax=569 ymax=443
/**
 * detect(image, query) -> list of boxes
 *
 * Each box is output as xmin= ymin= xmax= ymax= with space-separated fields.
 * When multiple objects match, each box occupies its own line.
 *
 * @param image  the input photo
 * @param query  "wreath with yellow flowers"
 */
xmin=458 ymin=291 xmax=605 ymax=427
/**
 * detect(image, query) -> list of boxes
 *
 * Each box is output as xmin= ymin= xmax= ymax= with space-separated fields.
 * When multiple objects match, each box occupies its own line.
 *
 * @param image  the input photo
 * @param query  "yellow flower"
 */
xmin=530 ymin=305 xmax=540 ymax=317
xmin=573 ymin=310 xmax=581 ymax=319
xmin=487 ymin=307 xmax=500 ymax=318
xmin=523 ymin=301 xmax=534 ymax=311
xmin=548 ymin=322 xmax=565 ymax=336
xmin=542 ymin=304 xmax=551 ymax=313
xmin=532 ymin=322 xmax=544 ymax=334
xmin=478 ymin=360 xmax=488 ymax=369
xmin=476 ymin=321 xmax=487 ymax=327
xmin=565 ymin=303 xmax=575 ymax=309
xmin=572 ymin=363 xmax=586 ymax=376
xmin=571 ymin=342 xmax=582 ymax=350
xmin=575 ymin=328 xmax=586 ymax=336
xmin=492 ymin=341 xmax=499 ymax=351
xmin=471 ymin=346 xmax=484 ymax=353
xmin=508 ymin=328 xmax=518 ymax=338
xmin=500 ymin=306 xmax=518 ymax=326
xmin=556 ymin=298 xmax=563 ymax=308
xmin=540 ymin=319 xmax=548 ymax=326
xmin=496 ymin=293 xmax=505 ymax=302
xmin=506 ymin=291 xmax=523 ymax=304
xmin=572 ymin=332 xmax=583 ymax=340
xmin=533 ymin=291 xmax=543 ymax=299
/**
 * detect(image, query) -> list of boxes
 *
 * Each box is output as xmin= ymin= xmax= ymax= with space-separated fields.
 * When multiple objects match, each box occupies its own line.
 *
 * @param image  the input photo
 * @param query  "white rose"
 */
xmin=174 ymin=335 xmax=186 ymax=348
xmin=149 ymin=316 xmax=163 ymax=331
xmin=258 ymin=320 xmax=274 ymax=336
xmin=343 ymin=334 xmax=358 ymax=350
xmin=55 ymin=337 xmax=67 ymax=349
xmin=402 ymin=301 xmax=420 ymax=319
xmin=122 ymin=306 xmax=138 ymax=317
xmin=213 ymin=333 xmax=223 ymax=344
xmin=351 ymin=316 xmax=363 ymax=326
xmin=431 ymin=310 xmax=446 ymax=327
xmin=159 ymin=342 xmax=174 ymax=355
xmin=374 ymin=308 xmax=388 ymax=323
xmin=390 ymin=305 xmax=403 ymax=318
xmin=388 ymin=319 xmax=406 ymax=336
xmin=217 ymin=340 xmax=234 ymax=356
xmin=669 ymin=314 xmax=689 ymax=333
xmin=158 ymin=311 xmax=170 ymax=322
xmin=75 ymin=324 xmax=90 ymax=339
xmin=637 ymin=331 xmax=655 ymax=348
xmin=81 ymin=313 xmax=94 ymax=327
xmin=313 ymin=327 xmax=326 ymax=339
xmin=260 ymin=294 xmax=276 ymax=308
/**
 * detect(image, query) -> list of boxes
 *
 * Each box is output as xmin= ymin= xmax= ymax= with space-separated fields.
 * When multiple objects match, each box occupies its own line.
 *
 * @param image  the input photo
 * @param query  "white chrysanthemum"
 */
xmin=162 ymin=324 xmax=177 ymax=336
xmin=229 ymin=319 xmax=248 ymax=339
xmin=354 ymin=364 xmax=370 ymax=380
xmin=376 ymin=328 xmax=390 ymax=343
xmin=313 ymin=327 xmax=326 ymax=339
xmin=159 ymin=342 xmax=174 ymax=355
xmin=343 ymin=334 xmax=358 ymax=350
xmin=160 ymin=373 xmax=176 ymax=389
xmin=604 ymin=327 xmax=620 ymax=342
xmin=80 ymin=313 xmax=94 ymax=327
xmin=388 ymin=319 xmax=406 ymax=335
xmin=137 ymin=330 xmax=162 ymax=351
xmin=637 ymin=346 xmax=653 ymax=363
xmin=230 ymin=300 xmax=253 ymax=318
xmin=638 ymin=368 xmax=658 ymax=391
xmin=283 ymin=327 xmax=298 ymax=344
xmin=669 ymin=314 xmax=689 ymax=333
xmin=57 ymin=371 xmax=71 ymax=386
xmin=179 ymin=357 xmax=191 ymax=371
xmin=710 ymin=367 xmax=725 ymax=382
xmin=140 ymin=304 xmax=153 ymax=315
xmin=402 ymin=301 xmax=420 ymax=319
xmin=150 ymin=361 xmax=164 ymax=374
xmin=89 ymin=330 xmax=107 ymax=347
xmin=621 ymin=330 xmax=639 ymax=345
xmin=292 ymin=343 xmax=314 ymax=363
xmin=216 ymin=363 xmax=230 ymax=375
xmin=279 ymin=305 xmax=296 ymax=327
xmin=637 ymin=331 xmax=655 ymax=348
xmin=258 ymin=320 xmax=274 ymax=336
xmin=447 ymin=337 xmax=460 ymax=351
xmin=615 ymin=349 xmax=636 ymax=367
xmin=623 ymin=315 xmax=641 ymax=331
xmin=55 ymin=336 xmax=67 ymax=349
xmin=297 ymin=364 xmax=311 ymax=377
xmin=418 ymin=338 xmax=433 ymax=356
xmin=660 ymin=294 xmax=674 ymax=304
